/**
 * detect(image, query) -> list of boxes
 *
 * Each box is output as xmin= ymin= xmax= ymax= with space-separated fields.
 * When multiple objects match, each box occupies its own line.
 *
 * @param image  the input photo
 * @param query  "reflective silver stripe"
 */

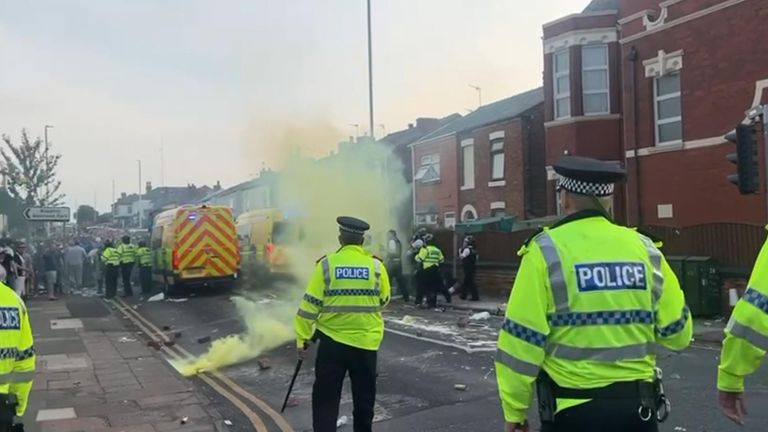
xmin=296 ymin=309 xmax=319 ymax=320
xmin=322 ymin=305 xmax=381 ymax=313
xmin=535 ymin=232 xmax=569 ymax=313
xmin=494 ymin=349 xmax=540 ymax=377
xmin=639 ymin=235 xmax=664 ymax=306
xmin=0 ymin=371 xmax=34 ymax=384
xmin=321 ymin=258 xmax=331 ymax=290
xmin=373 ymin=259 xmax=381 ymax=292
xmin=729 ymin=321 xmax=768 ymax=350
xmin=546 ymin=342 xmax=654 ymax=361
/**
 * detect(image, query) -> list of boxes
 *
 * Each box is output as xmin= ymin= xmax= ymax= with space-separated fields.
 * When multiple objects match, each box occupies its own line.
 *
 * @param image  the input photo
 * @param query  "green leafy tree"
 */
xmin=75 ymin=205 xmax=98 ymax=226
xmin=0 ymin=129 xmax=64 ymax=206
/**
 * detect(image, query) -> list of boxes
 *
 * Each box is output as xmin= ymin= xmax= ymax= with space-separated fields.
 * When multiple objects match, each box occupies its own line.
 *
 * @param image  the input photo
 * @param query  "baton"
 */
xmin=280 ymin=357 xmax=304 ymax=413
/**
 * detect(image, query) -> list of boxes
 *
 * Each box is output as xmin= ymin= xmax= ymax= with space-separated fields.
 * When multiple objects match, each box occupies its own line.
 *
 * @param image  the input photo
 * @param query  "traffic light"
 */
xmin=725 ymin=123 xmax=760 ymax=194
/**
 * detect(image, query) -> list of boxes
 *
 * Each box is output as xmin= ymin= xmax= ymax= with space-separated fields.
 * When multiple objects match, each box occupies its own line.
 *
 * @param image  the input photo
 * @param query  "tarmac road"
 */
xmin=118 ymin=287 xmax=768 ymax=432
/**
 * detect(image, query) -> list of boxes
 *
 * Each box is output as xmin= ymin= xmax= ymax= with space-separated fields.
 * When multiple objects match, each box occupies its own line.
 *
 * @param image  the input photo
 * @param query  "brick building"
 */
xmin=543 ymin=0 xmax=768 ymax=229
xmin=411 ymin=88 xmax=545 ymax=228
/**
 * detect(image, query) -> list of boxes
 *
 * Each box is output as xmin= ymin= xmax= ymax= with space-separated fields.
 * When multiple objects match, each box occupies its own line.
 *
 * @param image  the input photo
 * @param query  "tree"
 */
xmin=75 ymin=205 xmax=98 ymax=226
xmin=0 ymin=129 xmax=64 ymax=206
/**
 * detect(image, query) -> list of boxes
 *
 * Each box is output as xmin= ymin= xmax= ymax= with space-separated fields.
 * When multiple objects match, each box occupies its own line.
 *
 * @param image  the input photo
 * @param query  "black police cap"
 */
xmin=553 ymin=156 xmax=626 ymax=197
xmin=337 ymin=216 xmax=370 ymax=235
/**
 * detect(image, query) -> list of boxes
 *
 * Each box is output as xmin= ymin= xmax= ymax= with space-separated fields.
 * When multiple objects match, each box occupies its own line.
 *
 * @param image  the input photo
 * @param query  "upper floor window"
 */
xmin=582 ymin=45 xmax=609 ymax=115
xmin=490 ymin=140 xmax=505 ymax=180
xmin=460 ymin=140 xmax=475 ymax=189
xmin=655 ymin=73 xmax=682 ymax=146
xmin=414 ymin=153 xmax=441 ymax=183
xmin=553 ymin=50 xmax=570 ymax=119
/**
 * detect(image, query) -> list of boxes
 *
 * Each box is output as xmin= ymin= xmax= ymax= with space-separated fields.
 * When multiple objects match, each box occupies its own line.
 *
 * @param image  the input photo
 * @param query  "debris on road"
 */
xmin=287 ymin=397 xmax=299 ymax=408
xmin=197 ymin=336 xmax=211 ymax=344
xmin=257 ymin=298 xmax=272 ymax=304
xmin=147 ymin=340 xmax=162 ymax=350
xmin=673 ymin=427 xmax=687 ymax=431
xmin=224 ymin=419 xmax=233 ymax=426
xmin=164 ymin=340 xmax=176 ymax=347
xmin=336 ymin=416 xmax=349 ymax=427
xmin=669 ymin=373 xmax=681 ymax=380
xmin=148 ymin=293 xmax=165 ymax=302
xmin=469 ymin=312 xmax=491 ymax=321
xmin=163 ymin=325 xmax=172 ymax=331
xmin=174 ymin=331 xmax=183 ymax=339
xmin=168 ymin=298 xmax=189 ymax=303
xmin=257 ymin=358 xmax=272 ymax=370
xmin=180 ymin=416 xmax=189 ymax=424
xmin=457 ymin=317 xmax=468 ymax=328
xmin=118 ymin=337 xmax=137 ymax=343
xmin=454 ymin=384 xmax=468 ymax=391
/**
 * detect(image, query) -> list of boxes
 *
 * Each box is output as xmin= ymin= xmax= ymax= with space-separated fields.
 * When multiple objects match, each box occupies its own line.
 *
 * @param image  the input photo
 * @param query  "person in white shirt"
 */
xmin=64 ymin=241 xmax=87 ymax=291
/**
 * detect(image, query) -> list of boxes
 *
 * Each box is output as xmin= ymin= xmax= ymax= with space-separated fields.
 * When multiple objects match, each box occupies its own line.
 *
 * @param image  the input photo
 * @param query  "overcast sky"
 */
xmin=0 ymin=0 xmax=591 ymax=213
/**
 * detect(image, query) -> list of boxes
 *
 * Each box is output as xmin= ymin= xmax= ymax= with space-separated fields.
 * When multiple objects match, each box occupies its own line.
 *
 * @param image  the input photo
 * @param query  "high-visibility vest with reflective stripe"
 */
xmin=136 ymin=247 xmax=152 ymax=267
xmin=495 ymin=213 xmax=692 ymax=424
xmin=416 ymin=245 xmax=443 ymax=269
xmin=117 ymin=243 xmax=137 ymax=264
xmin=719 ymin=232 xmax=768 ymax=392
xmin=0 ymin=283 xmax=35 ymax=416
xmin=101 ymin=247 xmax=120 ymax=266
xmin=294 ymin=245 xmax=391 ymax=351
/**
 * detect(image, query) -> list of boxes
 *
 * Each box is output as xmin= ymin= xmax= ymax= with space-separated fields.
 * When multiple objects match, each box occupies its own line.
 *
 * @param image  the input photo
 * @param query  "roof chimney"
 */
xmin=145 ymin=181 xmax=152 ymax=194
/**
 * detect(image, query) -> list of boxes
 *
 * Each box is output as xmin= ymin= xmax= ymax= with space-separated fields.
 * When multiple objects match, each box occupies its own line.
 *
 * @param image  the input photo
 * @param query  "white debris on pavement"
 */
xmin=224 ymin=420 xmax=233 ymax=426
xmin=117 ymin=337 xmax=137 ymax=343
xmin=168 ymin=298 xmax=188 ymax=303
xmin=391 ymin=316 xmax=455 ymax=335
xmin=469 ymin=311 xmax=491 ymax=321
xmin=257 ymin=298 xmax=272 ymax=304
xmin=148 ymin=293 xmax=165 ymax=302
xmin=336 ymin=415 xmax=349 ymax=427
xmin=674 ymin=427 xmax=687 ymax=431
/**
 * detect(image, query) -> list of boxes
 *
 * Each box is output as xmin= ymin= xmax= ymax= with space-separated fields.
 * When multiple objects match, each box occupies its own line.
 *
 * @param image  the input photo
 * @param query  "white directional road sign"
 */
xmin=23 ymin=207 xmax=71 ymax=222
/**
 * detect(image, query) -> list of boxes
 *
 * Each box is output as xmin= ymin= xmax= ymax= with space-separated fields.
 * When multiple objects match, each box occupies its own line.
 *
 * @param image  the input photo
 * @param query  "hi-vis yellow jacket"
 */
xmin=495 ymin=211 xmax=692 ymax=423
xmin=718 ymin=232 xmax=768 ymax=392
xmin=295 ymin=245 xmax=391 ymax=351
xmin=0 ymin=283 xmax=35 ymax=416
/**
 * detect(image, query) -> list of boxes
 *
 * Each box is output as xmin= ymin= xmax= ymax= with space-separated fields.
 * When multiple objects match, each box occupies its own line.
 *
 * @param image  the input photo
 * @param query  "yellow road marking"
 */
xmin=113 ymin=298 xmax=295 ymax=432
xmin=109 ymin=299 xmax=270 ymax=432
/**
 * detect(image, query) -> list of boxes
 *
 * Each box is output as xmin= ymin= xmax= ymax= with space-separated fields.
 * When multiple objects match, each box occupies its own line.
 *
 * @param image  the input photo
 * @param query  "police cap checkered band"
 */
xmin=557 ymin=176 xmax=615 ymax=197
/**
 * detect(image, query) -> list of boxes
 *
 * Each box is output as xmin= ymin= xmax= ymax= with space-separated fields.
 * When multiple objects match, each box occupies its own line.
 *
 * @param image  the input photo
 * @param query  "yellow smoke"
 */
xmin=176 ymin=127 xmax=410 ymax=375
xmin=173 ymin=296 xmax=295 ymax=376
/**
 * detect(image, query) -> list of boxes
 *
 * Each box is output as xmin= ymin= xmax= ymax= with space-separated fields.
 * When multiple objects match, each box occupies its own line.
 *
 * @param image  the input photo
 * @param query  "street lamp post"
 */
xmin=137 ymin=160 xmax=143 ymax=229
xmin=349 ymin=124 xmax=360 ymax=139
xmin=367 ymin=0 xmax=375 ymax=138
xmin=469 ymin=85 xmax=482 ymax=108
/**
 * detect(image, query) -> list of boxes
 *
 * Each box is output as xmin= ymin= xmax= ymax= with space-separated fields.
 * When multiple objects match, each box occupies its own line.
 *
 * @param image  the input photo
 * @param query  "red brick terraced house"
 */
xmin=543 ymin=0 xmax=768 ymax=270
xmin=411 ymin=88 xmax=546 ymax=229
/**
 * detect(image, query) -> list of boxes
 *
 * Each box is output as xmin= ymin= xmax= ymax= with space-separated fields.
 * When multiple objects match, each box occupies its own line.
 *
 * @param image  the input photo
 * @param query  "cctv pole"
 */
xmin=367 ymin=0 xmax=374 ymax=138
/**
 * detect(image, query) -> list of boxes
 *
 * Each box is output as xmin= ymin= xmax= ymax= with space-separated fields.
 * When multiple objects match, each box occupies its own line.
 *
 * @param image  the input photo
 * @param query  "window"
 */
xmin=654 ymin=74 xmax=682 ymax=145
xmin=414 ymin=154 xmax=441 ymax=183
xmin=491 ymin=140 xmax=505 ymax=180
xmin=416 ymin=213 xmax=438 ymax=226
xmin=491 ymin=209 xmax=506 ymax=218
xmin=461 ymin=205 xmax=478 ymax=222
xmin=553 ymin=49 xmax=570 ymax=119
xmin=150 ymin=226 xmax=163 ymax=249
xmin=582 ymin=45 xmax=609 ymax=115
xmin=461 ymin=142 xmax=475 ymax=189
xmin=444 ymin=212 xmax=456 ymax=229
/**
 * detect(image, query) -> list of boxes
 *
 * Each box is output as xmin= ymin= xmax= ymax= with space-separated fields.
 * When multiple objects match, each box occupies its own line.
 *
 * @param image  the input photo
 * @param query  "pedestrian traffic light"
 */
xmin=725 ymin=123 xmax=760 ymax=194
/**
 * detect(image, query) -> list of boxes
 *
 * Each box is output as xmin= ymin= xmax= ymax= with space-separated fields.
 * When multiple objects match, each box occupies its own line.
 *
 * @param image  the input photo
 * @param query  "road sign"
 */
xmin=23 ymin=207 xmax=71 ymax=222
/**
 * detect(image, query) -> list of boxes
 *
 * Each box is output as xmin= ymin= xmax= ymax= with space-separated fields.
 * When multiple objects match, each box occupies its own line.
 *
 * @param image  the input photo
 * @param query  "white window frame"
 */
xmin=553 ymin=49 xmax=571 ymax=120
xmin=444 ymin=212 xmax=456 ymax=229
xmin=460 ymin=140 xmax=475 ymax=190
xmin=581 ymin=44 xmax=610 ymax=115
xmin=414 ymin=153 xmax=441 ymax=183
xmin=490 ymin=139 xmax=505 ymax=181
xmin=654 ymin=73 xmax=682 ymax=146
xmin=461 ymin=205 xmax=478 ymax=222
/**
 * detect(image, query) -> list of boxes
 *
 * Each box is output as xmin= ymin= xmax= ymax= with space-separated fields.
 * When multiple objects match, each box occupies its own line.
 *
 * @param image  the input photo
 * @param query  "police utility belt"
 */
xmin=536 ymin=368 xmax=671 ymax=424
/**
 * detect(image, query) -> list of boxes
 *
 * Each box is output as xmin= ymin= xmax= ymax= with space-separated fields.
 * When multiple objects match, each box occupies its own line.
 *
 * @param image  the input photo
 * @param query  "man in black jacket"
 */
xmin=459 ymin=236 xmax=479 ymax=301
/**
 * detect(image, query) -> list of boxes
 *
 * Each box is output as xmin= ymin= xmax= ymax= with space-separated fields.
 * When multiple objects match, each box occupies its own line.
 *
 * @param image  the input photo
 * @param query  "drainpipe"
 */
xmin=410 ymin=144 xmax=417 ymax=230
xmin=628 ymin=46 xmax=642 ymax=226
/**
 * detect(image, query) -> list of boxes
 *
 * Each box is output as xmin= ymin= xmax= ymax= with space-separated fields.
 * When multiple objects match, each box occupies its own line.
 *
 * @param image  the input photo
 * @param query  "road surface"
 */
xmin=114 ymin=286 xmax=768 ymax=432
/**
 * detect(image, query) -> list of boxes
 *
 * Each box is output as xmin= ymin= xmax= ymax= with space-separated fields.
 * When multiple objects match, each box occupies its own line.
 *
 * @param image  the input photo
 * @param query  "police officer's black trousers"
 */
xmin=139 ymin=266 xmax=152 ymax=294
xmin=423 ymin=266 xmax=449 ymax=307
xmin=461 ymin=269 xmax=478 ymax=300
xmin=105 ymin=266 xmax=119 ymax=299
xmin=313 ymin=334 xmax=377 ymax=432
xmin=541 ymin=399 xmax=658 ymax=432
xmin=120 ymin=263 xmax=134 ymax=296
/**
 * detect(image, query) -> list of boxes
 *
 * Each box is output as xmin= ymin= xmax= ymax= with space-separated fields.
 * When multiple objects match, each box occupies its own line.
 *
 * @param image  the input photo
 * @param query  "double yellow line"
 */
xmin=109 ymin=298 xmax=294 ymax=432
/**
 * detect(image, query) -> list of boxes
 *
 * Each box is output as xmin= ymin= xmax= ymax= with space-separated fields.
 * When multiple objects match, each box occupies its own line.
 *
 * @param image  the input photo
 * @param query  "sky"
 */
xmin=0 ymin=0 xmax=592 ymax=213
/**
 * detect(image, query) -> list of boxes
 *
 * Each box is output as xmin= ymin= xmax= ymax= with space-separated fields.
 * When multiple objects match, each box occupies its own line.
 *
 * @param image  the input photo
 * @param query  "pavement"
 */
xmin=24 ymin=292 xmax=228 ymax=432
